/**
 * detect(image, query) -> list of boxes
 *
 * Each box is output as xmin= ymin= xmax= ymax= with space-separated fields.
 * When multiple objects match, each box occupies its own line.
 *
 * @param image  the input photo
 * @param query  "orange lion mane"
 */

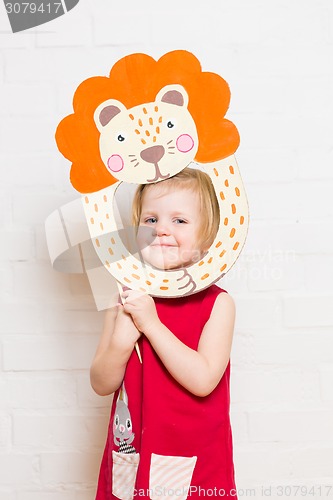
xmin=56 ymin=50 xmax=240 ymax=194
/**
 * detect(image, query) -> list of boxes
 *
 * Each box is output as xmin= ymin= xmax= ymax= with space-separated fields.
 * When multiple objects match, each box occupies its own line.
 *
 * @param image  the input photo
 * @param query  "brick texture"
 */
xmin=1 ymin=0 xmax=332 ymax=496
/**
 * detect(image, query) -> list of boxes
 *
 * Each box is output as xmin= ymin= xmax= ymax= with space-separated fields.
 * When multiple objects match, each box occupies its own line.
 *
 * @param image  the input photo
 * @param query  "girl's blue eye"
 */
xmin=145 ymin=217 xmax=157 ymax=224
xmin=175 ymin=219 xmax=186 ymax=224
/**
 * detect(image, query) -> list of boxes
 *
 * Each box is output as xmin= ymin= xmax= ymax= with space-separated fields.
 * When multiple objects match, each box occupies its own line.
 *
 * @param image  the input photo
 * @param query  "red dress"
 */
xmin=96 ymin=285 xmax=237 ymax=500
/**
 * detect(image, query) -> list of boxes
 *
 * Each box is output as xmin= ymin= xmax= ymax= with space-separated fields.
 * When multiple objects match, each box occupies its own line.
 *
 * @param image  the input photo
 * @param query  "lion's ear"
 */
xmin=94 ymin=99 xmax=127 ymax=132
xmin=156 ymin=85 xmax=189 ymax=108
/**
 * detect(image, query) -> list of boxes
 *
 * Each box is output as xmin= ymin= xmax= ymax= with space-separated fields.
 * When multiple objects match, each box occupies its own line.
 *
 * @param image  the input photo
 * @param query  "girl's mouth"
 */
xmin=151 ymin=244 xmax=176 ymax=248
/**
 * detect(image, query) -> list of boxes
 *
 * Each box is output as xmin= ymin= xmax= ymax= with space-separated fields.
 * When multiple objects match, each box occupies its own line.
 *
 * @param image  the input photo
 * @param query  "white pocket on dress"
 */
xmin=149 ymin=453 xmax=197 ymax=500
xmin=112 ymin=451 xmax=140 ymax=500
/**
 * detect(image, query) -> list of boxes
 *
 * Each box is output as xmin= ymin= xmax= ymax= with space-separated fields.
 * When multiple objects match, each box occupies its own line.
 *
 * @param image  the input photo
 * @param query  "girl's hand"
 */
xmin=113 ymin=304 xmax=142 ymax=351
xmin=121 ymin=289 xmax=160 ymax=334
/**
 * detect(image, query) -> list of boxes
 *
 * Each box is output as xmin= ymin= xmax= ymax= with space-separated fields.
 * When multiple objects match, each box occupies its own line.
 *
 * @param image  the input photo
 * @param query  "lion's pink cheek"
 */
xmin=176 ymin=134 xmax=194 ymax=153
xmin=107 ymin=154 xmax=124 ymax=172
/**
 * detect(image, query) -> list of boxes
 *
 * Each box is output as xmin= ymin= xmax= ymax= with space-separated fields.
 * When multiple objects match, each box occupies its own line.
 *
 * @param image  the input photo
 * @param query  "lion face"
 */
xmin=94 ymin=85 xmax=199 ymax=184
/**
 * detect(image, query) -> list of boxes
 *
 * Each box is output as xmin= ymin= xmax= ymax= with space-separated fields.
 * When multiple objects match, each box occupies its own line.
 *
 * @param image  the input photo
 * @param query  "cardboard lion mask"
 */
xmin=46 ymin=50 xmax=249 ymax=308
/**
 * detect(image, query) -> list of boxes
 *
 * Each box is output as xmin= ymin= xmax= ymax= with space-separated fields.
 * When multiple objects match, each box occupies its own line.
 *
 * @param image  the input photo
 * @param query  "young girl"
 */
xmin=90 ymin=167 xmax=237 ymax=500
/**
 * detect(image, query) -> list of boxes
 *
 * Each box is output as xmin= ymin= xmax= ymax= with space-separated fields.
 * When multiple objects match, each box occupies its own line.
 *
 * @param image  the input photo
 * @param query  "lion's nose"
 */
xmin=140 ymin=145 xmax=165 ymax=164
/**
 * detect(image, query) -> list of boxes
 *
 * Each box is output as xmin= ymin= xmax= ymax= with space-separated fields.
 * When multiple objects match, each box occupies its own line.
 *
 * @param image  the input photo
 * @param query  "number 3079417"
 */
xmin=5 ymin=3 xmax=62 ymax=14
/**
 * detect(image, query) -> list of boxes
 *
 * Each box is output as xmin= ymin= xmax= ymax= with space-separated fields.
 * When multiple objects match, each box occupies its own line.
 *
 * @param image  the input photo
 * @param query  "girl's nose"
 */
xmin=154 ymin=222 xmax=171 ymax=236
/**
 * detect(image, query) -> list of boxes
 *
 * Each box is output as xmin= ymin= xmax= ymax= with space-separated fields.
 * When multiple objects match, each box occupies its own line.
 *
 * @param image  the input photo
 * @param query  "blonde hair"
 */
xmin=132 ymin=167 xmax=220 ymax=251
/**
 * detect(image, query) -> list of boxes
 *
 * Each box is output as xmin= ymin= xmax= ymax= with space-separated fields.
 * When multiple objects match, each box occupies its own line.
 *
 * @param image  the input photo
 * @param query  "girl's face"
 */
xmin=136 ymin=187 xmax=205 ymax=270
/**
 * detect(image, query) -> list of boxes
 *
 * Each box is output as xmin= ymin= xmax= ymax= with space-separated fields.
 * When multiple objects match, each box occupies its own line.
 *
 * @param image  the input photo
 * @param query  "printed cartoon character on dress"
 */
xmin=112 ymin=383 xmax=140 ymax=500
xmin=51 ymin=50 xmax=249 ymax=301
xmin=113 ymin=383 xmax=136 ymax=454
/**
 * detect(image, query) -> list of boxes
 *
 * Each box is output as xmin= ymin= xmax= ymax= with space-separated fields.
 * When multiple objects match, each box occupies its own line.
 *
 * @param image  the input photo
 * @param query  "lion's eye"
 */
xmin=166 ymin=120 xmax=175 ymax=129
xmin=117 ymin=134 xmax=125 ymax=142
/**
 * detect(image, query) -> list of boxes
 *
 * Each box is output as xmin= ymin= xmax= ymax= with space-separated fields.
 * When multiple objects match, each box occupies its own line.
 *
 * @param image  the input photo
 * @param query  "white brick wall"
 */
xmin=1 ymin=0 xmax=333 ymax=497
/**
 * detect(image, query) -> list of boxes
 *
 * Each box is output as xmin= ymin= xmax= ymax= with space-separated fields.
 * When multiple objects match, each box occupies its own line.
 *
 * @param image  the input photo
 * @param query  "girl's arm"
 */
xmin=90 ymin=305 xmax=141 ymax=396
xmin=122 ymin=291 xmax=235 ymax=397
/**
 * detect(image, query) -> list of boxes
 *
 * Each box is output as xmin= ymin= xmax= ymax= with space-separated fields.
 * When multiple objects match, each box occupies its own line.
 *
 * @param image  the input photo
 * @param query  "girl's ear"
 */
xmin=155 ymin=84 xmax=189 ymax=108
xmin=94 ymin=99 xmax=127 ymax=132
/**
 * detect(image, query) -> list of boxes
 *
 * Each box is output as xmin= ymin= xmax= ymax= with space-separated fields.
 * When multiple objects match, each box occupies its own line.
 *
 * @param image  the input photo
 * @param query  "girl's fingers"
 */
xmin=121 ymin=290 xmax=145 ymax=301
xmin=123 ymin=304 xmax=134 ymax=315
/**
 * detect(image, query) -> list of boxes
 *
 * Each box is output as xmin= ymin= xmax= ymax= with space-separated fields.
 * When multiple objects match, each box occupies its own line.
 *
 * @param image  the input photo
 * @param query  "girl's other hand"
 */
xmin=121 ymin=289 xmax=160 ymax=334
xmin=113 ymin=304 xmax=142 ymax=351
